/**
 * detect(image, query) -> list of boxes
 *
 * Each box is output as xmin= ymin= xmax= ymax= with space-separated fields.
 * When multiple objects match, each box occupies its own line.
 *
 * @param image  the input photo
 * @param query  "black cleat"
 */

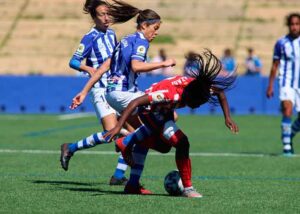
xmin=60 ymin=143 xmax=73 ymax=171
xmin=109 ymin=176 xmax=128 ymax=186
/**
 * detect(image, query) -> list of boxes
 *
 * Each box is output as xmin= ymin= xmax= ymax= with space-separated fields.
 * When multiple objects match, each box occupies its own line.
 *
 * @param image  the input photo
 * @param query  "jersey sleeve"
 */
xmin=273 ymin=40 xmax=282 ymax=60
xmin=69 ymin=34 xmax=94 ymax=70
xmin=131 ymin=39 xmax=149 ymax=62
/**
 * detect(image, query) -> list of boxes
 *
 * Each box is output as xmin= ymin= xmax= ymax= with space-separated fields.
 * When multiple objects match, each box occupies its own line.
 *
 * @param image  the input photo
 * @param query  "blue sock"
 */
xmin=127 ymin=144 xmax=149 ymax=186
xmin=116 ymin=125 xmax=151 ymax=184
xmin=123 ymin=125 xmax=152 ymax=147
xmin=68 ymin=131 xmax=108 ymax=153
xmin=291 ymin=117 xmax=300 ymax=138
xmin=113 ymin=154 xmax=128 ymax=179
xmin=281 ymin=117 xmax=292 ymax=152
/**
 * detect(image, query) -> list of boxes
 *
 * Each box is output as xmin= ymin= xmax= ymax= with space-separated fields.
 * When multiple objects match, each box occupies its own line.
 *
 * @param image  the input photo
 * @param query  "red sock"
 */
xmin=176 ymin=158 xmax=192 ymax=188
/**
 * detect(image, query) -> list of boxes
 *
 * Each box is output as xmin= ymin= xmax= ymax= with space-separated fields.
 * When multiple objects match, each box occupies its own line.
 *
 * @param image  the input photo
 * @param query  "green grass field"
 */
xmin=1 ymin=114 xmax=300 ymax=213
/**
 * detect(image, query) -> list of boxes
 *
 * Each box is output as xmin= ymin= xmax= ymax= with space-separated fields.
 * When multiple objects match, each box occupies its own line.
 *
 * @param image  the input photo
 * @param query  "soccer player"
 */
xmin=266 ymin=13 xmax=300 ymax=156
xmin=102 ymin=50 xmax=239 ymax=198
xmin=63 ymin=0 xmax=130 ymax=185
xmin=62 ymin=0 xmax=175 ymax=192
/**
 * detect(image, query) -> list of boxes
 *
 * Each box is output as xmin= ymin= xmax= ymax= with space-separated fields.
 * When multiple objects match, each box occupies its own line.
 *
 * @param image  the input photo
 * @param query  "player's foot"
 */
xmin=60 ymin=143 xmax=73 ymax=171
xmin=283 ymin=144 xmax=294 ymax=157
xmin=109 ymin=176 xmax=128 ymax=186
xmin=182 ymin=187 xmax=203 ymax=198
xmin=124 ymin=183 xmax=152 ymax=195
xmin=115 ymin=137 xmax=135 ymax=167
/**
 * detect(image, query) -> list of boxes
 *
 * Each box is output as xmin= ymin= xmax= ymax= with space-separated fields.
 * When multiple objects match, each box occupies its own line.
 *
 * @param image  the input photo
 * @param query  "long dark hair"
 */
xmin=183 ymin=50 xmax=236 ymax=105
xmin=83 ymin=0 xmax=108 ymax=19
xmin=106 ymin=0 xmax=161 ymax=28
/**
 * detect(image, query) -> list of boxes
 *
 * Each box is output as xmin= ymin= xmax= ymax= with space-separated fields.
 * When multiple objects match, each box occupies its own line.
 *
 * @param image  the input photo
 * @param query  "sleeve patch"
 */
xmin=150 ymin=92 xmax=165 ymax=103
xmin=136 ymin=45 xmax=146 ymax=56
xmin=76 ymin=44 xmax=85 ymax=55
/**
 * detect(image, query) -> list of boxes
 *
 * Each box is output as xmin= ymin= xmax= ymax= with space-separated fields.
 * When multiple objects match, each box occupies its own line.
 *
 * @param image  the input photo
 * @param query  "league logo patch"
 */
xmin=137 ymin=45 xmax=146 ymax=56
xmin=76 ymin=44 xmax=85 ymax=54
xmin=151 ymin=92 xmax=165 ymax=103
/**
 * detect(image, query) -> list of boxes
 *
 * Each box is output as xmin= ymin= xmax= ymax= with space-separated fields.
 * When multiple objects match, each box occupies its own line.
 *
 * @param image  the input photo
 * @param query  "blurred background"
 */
xmin=0 ymin=0 xmax=299 ymax=114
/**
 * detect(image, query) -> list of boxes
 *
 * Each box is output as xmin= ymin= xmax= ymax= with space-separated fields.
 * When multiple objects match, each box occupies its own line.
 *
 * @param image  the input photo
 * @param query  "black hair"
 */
xmin=183 ymin=50 xmax=236 ymax=106
xmin=83 ymin=0 xmax=108 ymax=19
xmin=106 ymin=0 xmax=161 ymax=28
xmin=286 ymin=13 xmax=300 ymax=26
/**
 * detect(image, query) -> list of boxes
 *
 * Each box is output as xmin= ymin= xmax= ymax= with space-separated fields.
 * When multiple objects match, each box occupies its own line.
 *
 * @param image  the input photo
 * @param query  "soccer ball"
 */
xmin=164 ymin=170 xmax=184 ymax=196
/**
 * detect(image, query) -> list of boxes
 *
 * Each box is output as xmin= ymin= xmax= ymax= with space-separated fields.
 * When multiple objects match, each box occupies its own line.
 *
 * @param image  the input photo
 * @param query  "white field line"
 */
xmin=0 ymin=149 xmax=299 ymax=157
xmin=58 ymin=113 xmax=95 ymax=120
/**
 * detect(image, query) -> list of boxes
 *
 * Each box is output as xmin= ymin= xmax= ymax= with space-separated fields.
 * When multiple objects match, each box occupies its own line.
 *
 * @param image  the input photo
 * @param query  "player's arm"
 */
xmin=266 ymin=59 xmax=280 ymax=98
xmin=104 ymin=95 xmax=150 ymax=141
xmin=217 ymin=91 xmax=239 ymax=133
xmin=69 ymin=35 xmax=96 ymax=76
xmin=70 ymin=58 xmax=111 ymax=109
xmin=131 ymin=59 xmax=176 ymax=73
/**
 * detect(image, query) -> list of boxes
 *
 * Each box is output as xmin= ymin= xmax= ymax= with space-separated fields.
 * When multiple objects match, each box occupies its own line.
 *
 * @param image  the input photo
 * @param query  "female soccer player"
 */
xmin=63 ymin=0 xmax=130 ymax=185
xmin=104 ymin=50 xmax=239 ymax=198
xmin=266 ymin=13 xmax=300 ymax=156
xmin=62 ymin=0 xmax=175 ymax=190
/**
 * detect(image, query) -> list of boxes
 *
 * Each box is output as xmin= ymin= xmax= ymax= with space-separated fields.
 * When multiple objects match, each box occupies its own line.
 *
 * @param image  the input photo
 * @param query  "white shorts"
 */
xmin=279 ymin=86 xmax=300 ymax=111
xmin=106 ymin=90 xmax=145 ymax=114
xmin=90 ymin=87 xmax=116 ymax=120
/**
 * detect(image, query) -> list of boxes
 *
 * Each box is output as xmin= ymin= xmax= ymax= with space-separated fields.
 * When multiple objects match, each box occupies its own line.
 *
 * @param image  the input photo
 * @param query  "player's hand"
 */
xmin=164 ymin=58 xmax=176 ymax=67
xmin=103 ymin=125 xmax=122 ymax=142
xmin=86 ymin=67 xmax=96 ymax=76
xmin=225 ymin=118 xmax=239 ymax=134
xmin=266 ymin=85 xmax=274 ymax=98
xmin=70 ymin=92 xmax=86 ymax=110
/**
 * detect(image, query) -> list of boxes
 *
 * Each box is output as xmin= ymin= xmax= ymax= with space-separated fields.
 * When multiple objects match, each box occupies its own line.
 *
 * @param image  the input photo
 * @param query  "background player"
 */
xmin=266 ymin=13 xmax=300 ymax=156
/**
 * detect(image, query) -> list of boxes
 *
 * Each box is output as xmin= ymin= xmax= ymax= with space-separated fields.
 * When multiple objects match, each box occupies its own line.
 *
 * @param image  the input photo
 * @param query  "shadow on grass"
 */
xmin=31 ymin=180 xmax=98 ymax=186
xmin=30 ymin=179 xmax=169 ymax=197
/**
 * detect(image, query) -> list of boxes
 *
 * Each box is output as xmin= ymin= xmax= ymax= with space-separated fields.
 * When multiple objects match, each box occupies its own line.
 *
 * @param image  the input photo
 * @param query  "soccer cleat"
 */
xmin=109 ymin=176 xmax=128 ymax=186
xmin=124 ymin=183 xmax=152 ymax=195
xmin=60 ymin=143 xmax=73 ymax=171
xmin=182 ymin=187 xmax=203 ymax=198
xmin=115 ymin=137 xmax=135 ymax=167
xmin=283 ymin=143 xmax=294 ymax=157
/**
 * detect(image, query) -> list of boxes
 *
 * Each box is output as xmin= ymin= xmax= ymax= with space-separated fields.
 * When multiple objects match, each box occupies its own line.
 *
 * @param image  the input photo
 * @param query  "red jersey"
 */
xmin=145 ymin=76 xmax=194 ymax=112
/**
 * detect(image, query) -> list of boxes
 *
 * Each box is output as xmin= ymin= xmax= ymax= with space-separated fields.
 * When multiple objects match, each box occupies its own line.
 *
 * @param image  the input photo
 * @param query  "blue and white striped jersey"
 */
xmin=274 ymin=35 xmax=300 ymax=88
xmin=70 ymin=28 xmax=117 ymax=88
xmin=107 ymin=32 xmax=149 ymax=92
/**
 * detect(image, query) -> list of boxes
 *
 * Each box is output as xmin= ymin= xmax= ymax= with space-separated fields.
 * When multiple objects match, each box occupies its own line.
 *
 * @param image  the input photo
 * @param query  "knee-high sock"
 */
xmin=68 ymin=131 xmax=109 ymax=153
xmin=112 ymin=128 xmax=131 ymax=179
xmin=127 ymin=145 xmax=149 ymax=186
xmin=291 ymin=117 xmax=300 ymax=138
xmin=120 ymin=125 xmax=152 ymax=147
xmin=176 ymin=157 xmax=192 ymax=188
xmin=112 ymin=154 xmax=128 ymax=179
xmin=281 ymin=117 xmax=292 ymax=151
xmin=119 ymin=125 xmax=152 ymax=185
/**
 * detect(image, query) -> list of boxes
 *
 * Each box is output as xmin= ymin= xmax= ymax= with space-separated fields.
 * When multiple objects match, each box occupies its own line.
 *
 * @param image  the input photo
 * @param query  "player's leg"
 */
xmin=60 ymin=130 xmax=111 ymax=171
xmin=279 ymin=87 xmax=295 ymax=155
xmin=291 ymin=89 xmax=300 ymax=145
xmin=123 ymin=110 xmax=201 ymax=197
xmin=92 ymin=88 xmax=131 ymax=184
xmin=159 ymin=120 xmax=202 ymax=198
xmin=107 ymin=90 xmax=154 ymax=191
